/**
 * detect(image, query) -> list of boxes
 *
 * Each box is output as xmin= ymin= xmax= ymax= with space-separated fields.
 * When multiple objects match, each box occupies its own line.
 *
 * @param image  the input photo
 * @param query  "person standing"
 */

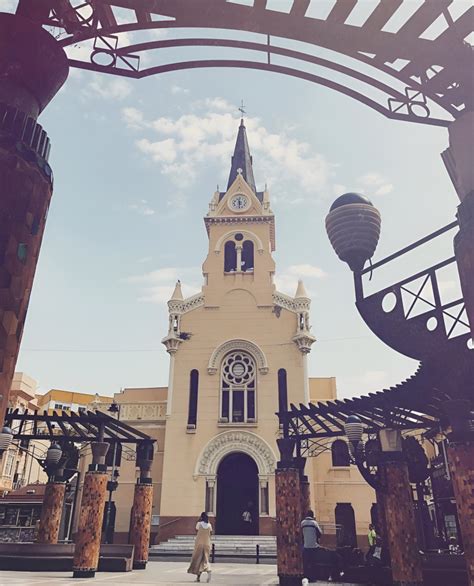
xmin=301 ymin=510 xmax=322 ymax=580
xmin=241 ymin=503 xmax=253 ymax=535
xmin=187 ymin=512 xmax=212 ymax=583
xmin=367 ymin=524 xmax=377 ymax=560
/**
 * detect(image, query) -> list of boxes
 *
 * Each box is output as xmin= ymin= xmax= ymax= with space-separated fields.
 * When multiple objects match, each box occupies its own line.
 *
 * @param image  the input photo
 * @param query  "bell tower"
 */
xmin=202 ymin=118 xmax=275 ymax=308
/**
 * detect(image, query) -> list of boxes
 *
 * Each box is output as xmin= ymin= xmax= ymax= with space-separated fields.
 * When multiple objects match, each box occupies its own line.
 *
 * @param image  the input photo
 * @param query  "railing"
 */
xmin=210 ymin=542 xmax=276 ymax=564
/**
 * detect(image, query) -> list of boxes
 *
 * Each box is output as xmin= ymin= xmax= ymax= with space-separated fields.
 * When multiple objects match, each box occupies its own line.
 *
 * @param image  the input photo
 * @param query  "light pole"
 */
xmin=102 ymin=401 xmax=121 ymax=544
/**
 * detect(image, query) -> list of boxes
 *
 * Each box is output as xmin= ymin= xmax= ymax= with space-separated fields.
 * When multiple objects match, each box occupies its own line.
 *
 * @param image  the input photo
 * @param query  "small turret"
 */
xmin=295 ymin=279 xmax=309 ymax=300
xmin=170 ymin=280 xmax=183 ymax=301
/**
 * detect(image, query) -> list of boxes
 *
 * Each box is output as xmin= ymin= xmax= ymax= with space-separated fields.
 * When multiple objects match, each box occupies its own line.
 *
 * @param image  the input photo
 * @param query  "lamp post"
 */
xmin=37 ymin=442 xmax=66 ymax=544
xmin=101 ymin=401 xmax=121 ymax=544
xmin=326 ymin=188 xmax=474 ymax=583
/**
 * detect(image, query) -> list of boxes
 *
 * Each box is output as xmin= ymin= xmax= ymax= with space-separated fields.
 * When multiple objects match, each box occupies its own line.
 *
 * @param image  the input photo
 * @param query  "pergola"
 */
xmin=2 ymin=407 xmax=155 ymax=575
xmin=4 ymin=407 xmax=154 ymax=445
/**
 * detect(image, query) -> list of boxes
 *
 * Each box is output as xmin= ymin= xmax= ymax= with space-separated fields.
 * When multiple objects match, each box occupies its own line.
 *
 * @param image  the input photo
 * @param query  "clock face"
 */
xmin=230 ymin=194 xmax=249 ymax=211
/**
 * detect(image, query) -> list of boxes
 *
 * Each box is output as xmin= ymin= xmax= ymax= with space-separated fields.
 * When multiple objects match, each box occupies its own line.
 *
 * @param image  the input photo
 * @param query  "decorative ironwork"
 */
xmin=10 ymin=0 xmax=474 ymax=127
xmin=355 ymin=220 xmax=471 ymax=360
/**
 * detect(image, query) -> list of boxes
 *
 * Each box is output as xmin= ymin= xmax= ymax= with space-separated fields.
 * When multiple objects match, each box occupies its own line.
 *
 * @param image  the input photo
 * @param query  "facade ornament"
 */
xmin=207 ymin=339 xmax=269 ymax=375
xmin=194 ymin=430 xmax=276 ymax=477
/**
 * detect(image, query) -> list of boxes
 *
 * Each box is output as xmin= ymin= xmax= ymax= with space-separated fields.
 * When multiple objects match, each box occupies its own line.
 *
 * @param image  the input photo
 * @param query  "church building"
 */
xmin=106 ymin=120 xmax=375 ymax=546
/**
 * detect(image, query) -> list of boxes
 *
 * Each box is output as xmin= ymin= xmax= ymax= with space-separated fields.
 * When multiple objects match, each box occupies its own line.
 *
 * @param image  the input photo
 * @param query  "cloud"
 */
xmin=129 ymin=199 xmax=155 ymax=216
xmin=287 ymin=264 xmax=327 ymax=278
xmin=123 ymin=107 xmax=146 ymax=129
xmin=120 ymin=98 xmax=334 ymax=196
xmin=170 ymin=85 xmax=190 ymax=95
xmin=125 ymin=267 xmax=202 ymax=304
xmin=358 ymin=172 xmax=394 ymax=197
xmin=274 ymin=264 xmax=326 ymax=297
xmin=83 ymin=76 xmax=133 ymax=101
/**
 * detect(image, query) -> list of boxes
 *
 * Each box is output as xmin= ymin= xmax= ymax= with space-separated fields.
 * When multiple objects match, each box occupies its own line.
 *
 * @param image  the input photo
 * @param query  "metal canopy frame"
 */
xmin=13 ymin=0 xmax=474 ymax=126
xmin=4 ymin=408 xmax=154 ymax=445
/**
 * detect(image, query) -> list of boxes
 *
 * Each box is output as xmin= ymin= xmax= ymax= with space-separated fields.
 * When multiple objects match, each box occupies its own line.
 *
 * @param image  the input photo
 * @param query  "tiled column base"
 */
xmin=276 ymin=467 xmax=303 ymax=586
xmin=380 ymin=460 xmax=423 ymax=586
xmin=73 ymin=470 xmax=108 ymax=578
xmin=447 ymin=438 xmax=474 ymax=585
xmin=129 ymin=481 xmax=153 ymax=569
xmin=37 ymin=481 xmax=66 ymax=543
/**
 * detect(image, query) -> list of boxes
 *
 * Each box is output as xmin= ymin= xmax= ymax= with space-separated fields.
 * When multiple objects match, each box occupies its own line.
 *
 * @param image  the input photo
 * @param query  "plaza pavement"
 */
xmin=0 ymin=562 xmax=356 ymax=586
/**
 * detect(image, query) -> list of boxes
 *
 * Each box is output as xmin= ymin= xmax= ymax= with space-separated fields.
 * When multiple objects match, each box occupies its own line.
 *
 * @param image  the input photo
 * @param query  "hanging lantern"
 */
xmin=344 ymin=415 xmax=364 ymax=445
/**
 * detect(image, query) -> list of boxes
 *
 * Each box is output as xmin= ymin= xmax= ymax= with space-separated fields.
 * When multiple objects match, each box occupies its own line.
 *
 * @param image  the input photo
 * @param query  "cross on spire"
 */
xmin=238 ymin=99 xmax=246 ymax=118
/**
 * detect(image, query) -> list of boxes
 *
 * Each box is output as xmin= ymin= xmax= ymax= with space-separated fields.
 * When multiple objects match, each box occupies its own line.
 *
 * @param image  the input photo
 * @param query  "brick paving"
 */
xmin=0 ymin=562 xmax=357 ymax=585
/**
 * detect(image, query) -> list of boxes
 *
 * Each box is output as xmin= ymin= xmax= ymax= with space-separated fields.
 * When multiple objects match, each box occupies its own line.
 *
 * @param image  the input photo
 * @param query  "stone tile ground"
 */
xmin=0 ymin=562 xmax=357 ymax=586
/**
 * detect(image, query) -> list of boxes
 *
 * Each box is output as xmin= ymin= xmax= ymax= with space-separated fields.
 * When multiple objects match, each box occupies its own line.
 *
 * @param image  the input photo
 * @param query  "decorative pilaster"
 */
xmin=447 ymin=437 xmax=474 ymax=584
xmin=37 ymin=481 xmax=66 ymax=544
xmin=129 ymin=441 xmax=154 ymax=570
xmin=444 ymin=401 xmax=474 ymax=585
xmin=130 ymin=482 xmax=153 ymax=569
xmin=275 ymin=438 xmax=304 ymax=586
xmin=379 ymin=455 xmax=423 ymax=586
xmin=73 ymin=442 xmax=109 ymax=579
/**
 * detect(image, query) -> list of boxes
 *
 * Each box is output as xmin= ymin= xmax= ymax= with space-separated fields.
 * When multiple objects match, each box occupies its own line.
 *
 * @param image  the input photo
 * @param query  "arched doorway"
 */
xmin=216 ymin=453 xmax=259 ymax=535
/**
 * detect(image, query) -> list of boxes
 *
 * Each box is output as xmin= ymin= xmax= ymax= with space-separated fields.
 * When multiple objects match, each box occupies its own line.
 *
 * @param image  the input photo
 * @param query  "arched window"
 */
xmin=187 ymin=369 xmax=199 ymax=427
xmin=278 ymin=369 xmax=288 ymax=413
xmin=224 ymin=241 xmax=237 ymax=272
xmin=220 ymin=351 xmax=256 ymax=423
xmin=242 ymin=240 xmax=254 ymax=272
xmin=331 ymin=439 xmax=350 ymax=467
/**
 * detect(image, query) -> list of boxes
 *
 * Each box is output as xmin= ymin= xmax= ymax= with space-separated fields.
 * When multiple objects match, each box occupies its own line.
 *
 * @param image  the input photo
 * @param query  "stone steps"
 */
xmin=151 ymin=535 xmax=277 ymax=558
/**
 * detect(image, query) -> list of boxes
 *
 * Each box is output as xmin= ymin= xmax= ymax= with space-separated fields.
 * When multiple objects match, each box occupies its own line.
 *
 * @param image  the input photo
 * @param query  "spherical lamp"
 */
xmin=46 ymin=442 xmax=63 ymax=467
xmin=0 ymin=426 xmax=13 ymax=454
xmin=325 ymin=193 xmax=381 ymax=272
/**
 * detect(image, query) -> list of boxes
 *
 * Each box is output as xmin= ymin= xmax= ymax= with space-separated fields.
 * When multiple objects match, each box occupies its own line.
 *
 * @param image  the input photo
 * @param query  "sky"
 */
xmin=2 ymin=0 xmax=470 ymax=399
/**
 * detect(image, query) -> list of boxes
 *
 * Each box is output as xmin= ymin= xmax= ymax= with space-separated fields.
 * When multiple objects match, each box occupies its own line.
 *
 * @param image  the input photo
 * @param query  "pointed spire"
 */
xmin=170 ymin=280 xmax=183 ymax=301
xmin=295 ymin=279 xmax=309 ymax=299
xmin=227 ymin=119 xmax=256 ymax=193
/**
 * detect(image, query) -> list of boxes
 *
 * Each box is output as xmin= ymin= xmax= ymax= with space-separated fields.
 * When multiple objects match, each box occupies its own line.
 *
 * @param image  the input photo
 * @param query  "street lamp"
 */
xmin=344 ymin=415 xmax=365 ymax=448
xmin=325 ymin=193 xmax=381 ymax=272
xmin=45 ymin=442 xmax=63 ymax=468
xmin=0 ymin=426 xmax=13 ymax=454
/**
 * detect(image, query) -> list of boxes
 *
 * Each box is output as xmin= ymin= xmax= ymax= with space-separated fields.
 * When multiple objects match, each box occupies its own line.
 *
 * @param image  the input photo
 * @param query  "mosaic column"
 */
xmin=0 ymin=13 xmax=68 ymax=421
xmin=129 ymin=441 xmax=154 ymax=569
xmin=275 ymin=438 xmax=303 ymax=586
xmin=37 ymin=480 xmax=66 ymax=543
xmin=378 ymin=430 xmax=423 ymax=586
xmin=73 ymin=442 xmax=109 ymax=578
xmin=444 ymin=401 xmax=474 ymax=585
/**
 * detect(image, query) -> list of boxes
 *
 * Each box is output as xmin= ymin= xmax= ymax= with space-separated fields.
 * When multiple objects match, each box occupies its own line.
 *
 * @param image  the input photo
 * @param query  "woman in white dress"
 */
xmin=187 ymin=512 xmax=212 ymax=583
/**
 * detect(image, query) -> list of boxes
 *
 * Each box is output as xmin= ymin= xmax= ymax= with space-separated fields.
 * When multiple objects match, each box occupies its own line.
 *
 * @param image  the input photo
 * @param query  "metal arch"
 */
xmin=23 ymin=0 xmax=472 ymax=126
